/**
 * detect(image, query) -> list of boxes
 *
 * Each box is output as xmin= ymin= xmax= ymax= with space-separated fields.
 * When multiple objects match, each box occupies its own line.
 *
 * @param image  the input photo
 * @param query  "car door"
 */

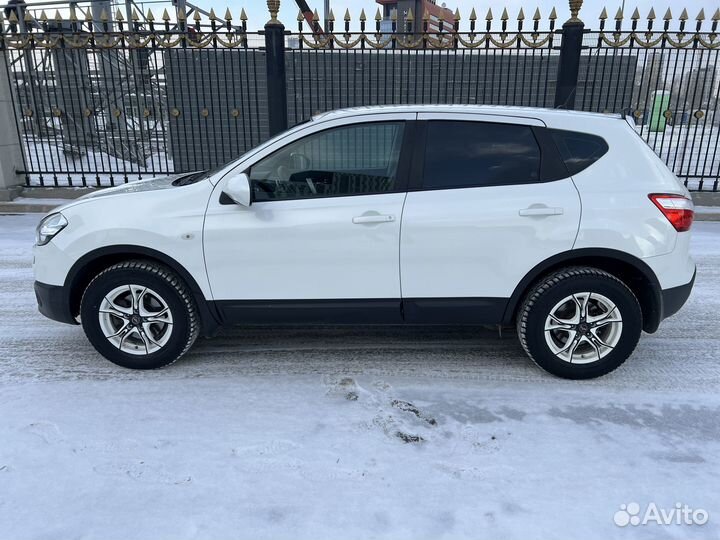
xmin=400 ymin=113 xmax=582 ymax=323
xmin=203 ymin=115 xmax=414 ymax=324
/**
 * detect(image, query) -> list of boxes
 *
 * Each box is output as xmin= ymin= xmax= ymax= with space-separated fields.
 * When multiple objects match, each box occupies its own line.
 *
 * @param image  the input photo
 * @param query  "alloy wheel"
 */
xmin=98 ymin=284 xmax=174 ymax=355
xmin=543 ymin=292 xmax=623 ymax=364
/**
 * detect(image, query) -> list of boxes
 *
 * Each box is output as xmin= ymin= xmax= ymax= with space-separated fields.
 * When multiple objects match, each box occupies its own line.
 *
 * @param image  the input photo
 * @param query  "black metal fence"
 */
xmin=1 ymin=1 xmax=719 ymax=191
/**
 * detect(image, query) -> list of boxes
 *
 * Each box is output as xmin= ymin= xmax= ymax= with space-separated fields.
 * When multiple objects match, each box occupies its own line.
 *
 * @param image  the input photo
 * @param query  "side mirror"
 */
xmin=223 ymin=173 xmax=251 ymax=207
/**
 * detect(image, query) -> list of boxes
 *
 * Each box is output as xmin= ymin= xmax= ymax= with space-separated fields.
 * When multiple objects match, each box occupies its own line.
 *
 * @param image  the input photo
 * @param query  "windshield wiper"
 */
xmin=172 ymin=171 xmax=208 ymax=186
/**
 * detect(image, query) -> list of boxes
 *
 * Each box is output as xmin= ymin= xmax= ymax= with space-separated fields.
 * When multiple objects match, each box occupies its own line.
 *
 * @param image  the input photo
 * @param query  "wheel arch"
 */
xmin=503 ymin=248 xmax=664 ymax=333
xmin=65 ymin=245 xmax=221 ymax=337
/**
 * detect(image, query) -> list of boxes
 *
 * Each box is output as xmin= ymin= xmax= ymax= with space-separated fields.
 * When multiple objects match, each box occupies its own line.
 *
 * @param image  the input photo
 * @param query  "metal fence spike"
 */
xmin=615 ymin=7 xmax=623 ymax=20
xmin=146 ymin=8 xmax=155 ymax=21
xmin=224 ymin=8 xmax=232 ymax=21
xmin=131 ymin=9 xmax=140 ymax=21
xmin=713 ymin=8 xmax=720 ymax=21
xmin=696 ymin=8 xmax=705 ymax=21
xmin=501 ymin=7 xmax=509 ymax=20
xmin=328 ymin=9 xmax=335 ymax=21
xmin=406 ymin=8 xmax=414 ymax=22
xmin=39 ymin=10 xmax=47 ymax=21
xmin=647 ymin=7 xmax=655 ymax=20
xmin=193 ymin=10 xmax=202 ymax=22
xmin=297 ymin=9 xmax=304 ymax=21
xmin=423 ymin=9 xmax=430 ymax=20
xmin=518 ymin=8 xmax=525 ymax=20
xmin=533 ymin=7 xmax=541 ymax=20
xmin=679 ymin=8 xmax=688 ymax=21
xmin=24 ymin=11 xmax=34 ymax=22
xmin=375 ymin=8 xmax=382 ymax=21
xmin=359 ymin=9 xmax=366 ymax=21
xmin=344 ymin=8 xmax=351 ymax=21
xmin=240 ymin=8 xmax=247 ymax=21
xmin=69 ymin=7 xmax=78 ymax=22
xmin=209 ymin=8 xmax=217 ymax=21
xmin=631 ymin=7 xmax=640 ymax=20
xmin=469 ymin=7 xmax=477 ymax=21
xmin=84 ymin=9 xmax=93 ymax=21
xmin=177 ymin=8 xmax=186 ymax=21
xmin=486 ymin=8 xmax=493 ymax=20
xmin=55 ymin=9 xmax=63 ymax=22
xmin=162 ymin=8 xmax=170 ymax=21
xmin=313 ymin=9 xmax=319 ymax=22
xmin=454 ymin=8 xmax=461 ymax=20
xmin=390 ymin=9 xmax=397 ymax=21
xmin=663 ymin=8 xmax=672 ymax=20
xmin=549 ymin=7 xmax=557 ymax=20
xmin=7 ymin=11 xmax=17 ymax=23
xmin=599 ymin=7 xmax=607 ymax=19
xmin=115 ymin=9 xmax=124 ymax=21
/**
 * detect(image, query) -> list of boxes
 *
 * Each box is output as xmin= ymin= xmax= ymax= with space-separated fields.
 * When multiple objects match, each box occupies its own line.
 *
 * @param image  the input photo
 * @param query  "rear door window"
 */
xmin=422 ymin=121 xmax=541 ymax=189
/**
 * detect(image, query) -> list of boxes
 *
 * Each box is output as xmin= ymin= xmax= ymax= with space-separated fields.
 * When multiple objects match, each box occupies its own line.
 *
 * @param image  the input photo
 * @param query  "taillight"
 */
xmin=648 ymin=193 xmax=694 ymax=232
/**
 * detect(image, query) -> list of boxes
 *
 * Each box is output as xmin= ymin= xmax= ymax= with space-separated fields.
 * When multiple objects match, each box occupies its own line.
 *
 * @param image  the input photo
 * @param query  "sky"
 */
xmin=18 ymin=0 xmax=718 ymax=32
xmin=205 ymin=0 xmax=716 ymax=31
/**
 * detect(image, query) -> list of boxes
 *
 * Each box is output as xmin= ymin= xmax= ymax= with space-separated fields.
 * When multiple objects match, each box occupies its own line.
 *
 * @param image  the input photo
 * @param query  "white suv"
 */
xmin=33 ymin=105 xmax=695 ymax=379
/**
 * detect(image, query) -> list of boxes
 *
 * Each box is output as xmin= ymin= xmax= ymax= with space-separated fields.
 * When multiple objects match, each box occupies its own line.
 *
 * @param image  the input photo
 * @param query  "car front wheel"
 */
xmin=516 ymin=266 xmax=642 ymax=379
xmin=80 ymin=260 xmax=199 ymax=369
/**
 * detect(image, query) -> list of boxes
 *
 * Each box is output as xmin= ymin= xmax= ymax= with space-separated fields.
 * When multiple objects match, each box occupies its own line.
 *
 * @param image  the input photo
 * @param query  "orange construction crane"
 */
xmin=294 ymin=0 xmax=325 ymax=34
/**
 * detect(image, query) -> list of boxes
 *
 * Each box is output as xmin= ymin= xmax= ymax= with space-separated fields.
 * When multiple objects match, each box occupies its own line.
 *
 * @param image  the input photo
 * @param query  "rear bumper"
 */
xmin=34 ymin=281 xmax=77 ymax=325
xmin=661 ymin=268 xmax=696 ymax=320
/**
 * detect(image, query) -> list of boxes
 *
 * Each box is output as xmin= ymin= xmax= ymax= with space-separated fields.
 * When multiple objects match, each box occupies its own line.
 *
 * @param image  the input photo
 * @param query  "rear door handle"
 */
xmin=352 ymin=214 xmax=395 ymax=224
xmin=519 ymin=206 xmax=564 ymax=217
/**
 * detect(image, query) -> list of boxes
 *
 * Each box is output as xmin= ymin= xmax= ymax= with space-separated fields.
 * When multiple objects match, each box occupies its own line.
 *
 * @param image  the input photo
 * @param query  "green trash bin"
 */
xmin=649 ymin=90 xmax=671 ymax=132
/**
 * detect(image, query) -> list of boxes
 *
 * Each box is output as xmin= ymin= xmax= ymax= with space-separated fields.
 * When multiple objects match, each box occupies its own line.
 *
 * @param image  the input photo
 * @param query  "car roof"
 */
xmin=311 ymin=104 xmax=623 ymax=123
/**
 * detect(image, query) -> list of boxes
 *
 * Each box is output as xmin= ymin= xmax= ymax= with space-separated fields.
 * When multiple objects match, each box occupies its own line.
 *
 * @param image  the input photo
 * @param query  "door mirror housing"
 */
xmin=223 ymin=173 xmax=252 ymax=206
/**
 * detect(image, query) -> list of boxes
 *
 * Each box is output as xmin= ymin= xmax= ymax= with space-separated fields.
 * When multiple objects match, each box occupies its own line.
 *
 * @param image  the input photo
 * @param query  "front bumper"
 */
xmin=34 ymin=281 xmax=78 ymax=325
xmin=661 ymin=268 xmax=696 ymax=320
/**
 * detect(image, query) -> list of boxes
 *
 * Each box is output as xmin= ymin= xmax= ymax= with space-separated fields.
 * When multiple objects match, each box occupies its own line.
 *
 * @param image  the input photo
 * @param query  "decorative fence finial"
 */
xmin=568 ymin=0 xmax=583 ymax=23
xmin=267 ymin=0 xmax=280 ymax=24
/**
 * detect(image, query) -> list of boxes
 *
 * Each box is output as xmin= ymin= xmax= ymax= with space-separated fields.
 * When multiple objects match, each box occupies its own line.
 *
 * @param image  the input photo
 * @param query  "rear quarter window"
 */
xmin=549 ymin=129 xmax=609 ymax=176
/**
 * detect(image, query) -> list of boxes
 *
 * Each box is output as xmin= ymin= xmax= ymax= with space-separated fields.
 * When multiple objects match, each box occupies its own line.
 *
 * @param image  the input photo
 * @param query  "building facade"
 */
xmin=376 ymin=0 xmax=456 ymax=34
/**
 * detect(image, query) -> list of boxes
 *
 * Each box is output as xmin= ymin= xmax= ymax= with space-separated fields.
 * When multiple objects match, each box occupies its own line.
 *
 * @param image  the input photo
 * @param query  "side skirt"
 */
xmin=212 ymin=297 xmax=509 ymax=326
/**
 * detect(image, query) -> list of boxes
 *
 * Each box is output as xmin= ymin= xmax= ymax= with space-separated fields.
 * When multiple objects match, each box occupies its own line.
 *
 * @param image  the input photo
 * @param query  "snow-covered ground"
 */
xmin=0 ymin=214 xmax=719 ymax=540
xmin=24 ymin=139 xmax=173 ymax=187
xmin=636 ymin=125 xmax=720 ymax=190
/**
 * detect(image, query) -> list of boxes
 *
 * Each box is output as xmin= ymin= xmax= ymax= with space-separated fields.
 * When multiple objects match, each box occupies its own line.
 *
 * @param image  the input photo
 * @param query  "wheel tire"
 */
xmin=516 ymin=266 xmax=642 ymax=379
xmin=80 ymin=260 xmax=200 ymax=369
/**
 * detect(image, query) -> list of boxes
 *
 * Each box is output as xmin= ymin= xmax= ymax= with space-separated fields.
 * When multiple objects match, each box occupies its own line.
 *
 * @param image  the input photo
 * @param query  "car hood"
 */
xmin=50 ymin=174 xmax=196 ymax=214
xmin=77 ymin=174 xmax=189 ymax=200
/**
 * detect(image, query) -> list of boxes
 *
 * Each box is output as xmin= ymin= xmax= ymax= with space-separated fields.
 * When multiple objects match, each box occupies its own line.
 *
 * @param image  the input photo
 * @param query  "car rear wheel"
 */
xmin=516 ymin=267 xmax=642 ymax=379
xmin=80 ymin=260 xmax=199 ymax=369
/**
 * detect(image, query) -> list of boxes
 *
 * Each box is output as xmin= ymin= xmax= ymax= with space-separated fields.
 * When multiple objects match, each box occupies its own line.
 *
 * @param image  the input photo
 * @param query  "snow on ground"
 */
xmin=24 ymin=139 xmax=173 ymax=187
xmin=636 ymin=125 xmax=720 ymax=189
xmin=0 ymin=214 xmax=719 ymax=540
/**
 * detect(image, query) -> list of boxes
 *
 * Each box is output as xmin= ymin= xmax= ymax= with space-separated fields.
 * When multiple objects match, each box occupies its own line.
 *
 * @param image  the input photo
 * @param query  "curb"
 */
xmin=0 ymin=203 xmax=59 ymax=214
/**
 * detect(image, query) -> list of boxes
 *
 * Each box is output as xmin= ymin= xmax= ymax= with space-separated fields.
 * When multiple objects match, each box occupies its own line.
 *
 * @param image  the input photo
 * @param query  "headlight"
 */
xmin=36 ymin=213 xmax=68 ymax=246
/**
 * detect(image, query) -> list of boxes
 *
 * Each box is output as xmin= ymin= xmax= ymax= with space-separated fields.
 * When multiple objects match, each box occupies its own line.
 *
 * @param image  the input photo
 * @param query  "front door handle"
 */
xmin=519 ymin=206 xmax=564 ymax=217
xmin=352 ymin=214 xmax=395 ymax=224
